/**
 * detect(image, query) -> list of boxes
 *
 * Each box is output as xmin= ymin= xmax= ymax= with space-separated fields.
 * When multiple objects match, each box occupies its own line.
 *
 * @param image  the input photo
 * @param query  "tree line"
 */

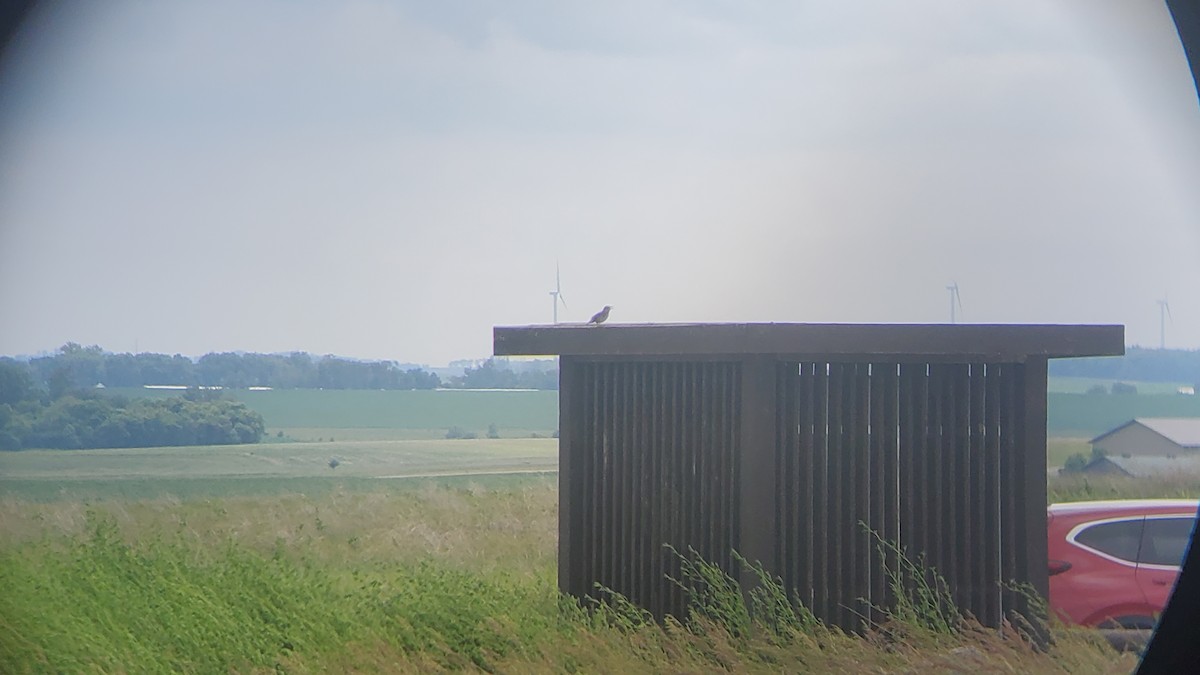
xmin=452 ymin=359 xmax=558 ymax=390
xmin=0 ymin=363 xmax=265 ymax=450
xmin=1048 ymin=347 xmax=1200 ymax=386
xmin=4 ymin=344 xmax=560 ymax=393
xmin=18 ymin=343 xmax=441 ymax=391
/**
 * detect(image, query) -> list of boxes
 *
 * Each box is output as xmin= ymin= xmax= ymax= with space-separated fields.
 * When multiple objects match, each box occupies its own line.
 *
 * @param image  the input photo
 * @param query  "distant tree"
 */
xmin=1049 ymin=347 xmax=1200 ymax=384
xmin=1111 ymin=382 xmax=1138 ymax=395
xmin=1062 ymin=453 xmax=1089 ymax=474
xmin=486 ymin=423 xmax=500 ymax=439
xmin=47 ymin=366 xmax=74 ymax=400
xmin=0 ymin=359 xmax=36 ymax=406
xmin=445 ymin=426 xmax=477 ymax=440
xmin=5 ymin=392 xmax=264 ymax=450
xmin=449 ymin=359 xmax=557 ymax=390
xmin=1085 ymin=384 xmax=1108 ymax=395
xmin=15 ymin=344 xmax=442 ymax=392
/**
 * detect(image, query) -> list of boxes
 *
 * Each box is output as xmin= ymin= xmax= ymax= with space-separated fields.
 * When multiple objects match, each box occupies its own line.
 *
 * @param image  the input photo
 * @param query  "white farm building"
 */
xmin=1090 ymin=418 xmax=1200 ymax=459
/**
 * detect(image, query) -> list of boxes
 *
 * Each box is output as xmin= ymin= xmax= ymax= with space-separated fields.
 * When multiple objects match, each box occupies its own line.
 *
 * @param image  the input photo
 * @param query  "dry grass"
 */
xmin=0 ymin=478 xmax=558 ymax=576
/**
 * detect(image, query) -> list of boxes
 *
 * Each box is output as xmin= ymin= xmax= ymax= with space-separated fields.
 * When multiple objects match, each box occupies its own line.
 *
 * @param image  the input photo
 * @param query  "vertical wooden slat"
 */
xmin=798 ymin=362 xmax=816 ymax=612
xmin=662 ymin=360 xmax=681 ymax=619
xmin=632 ymin=364 xmax=645 ymax=607
xmin=954 ymin=363 xmax=972 ymax=613
xmin=1018 ymin=358 xmax=1050 ymax=642
xmin=898 ymin=362 xmax=920 ymax=590
xmin=775 ymin=364 xmax=792 ymax=585
xmin=558 ymin=357 xmax=578 ymax=596
xmin=982 ymin=362 xmax=1003 ymax=627
xmin=851 ymin=363 xmax=871 ymax=630
xmin=586 ymin=362 xmax=598 ymax=600
xmin=724 ymin=362 xmax=734 ymax=562
xmin=660 ymin=363 xmax=673 ymax=616
xmin=941 ymin=364 xmax=962 ymax=609
xmin=926 ymin=364 xmax=944 ymax=592
xmin=606 ymin=363 xmax=618 ymax=596
xmin=830 ymin=362 xmax=848 ymax=629
xmin=999 ymin=363 xmax=1019 ymax=622
xmin=902 ymin=365 xmax=931 ymax=607
xmin=739 ymin=356 xmax=779 ymax=594
xmin=812 ymin=362 xmax=830 ymax=623
xmin=691 ymin=362 xmax=700 ymax=562
xmin=868 ymin=363 xmax=888 ymax=627
xmin=967 ymin=364 xmax=987 ymax=620
xmin=882 ymin=363 xmax=901 ymax=619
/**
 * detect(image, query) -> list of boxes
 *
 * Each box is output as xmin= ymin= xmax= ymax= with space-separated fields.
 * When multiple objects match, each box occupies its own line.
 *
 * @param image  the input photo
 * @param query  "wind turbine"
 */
xmin=946 ymin=282 xmax=963 ymax=324
xmin=1158 ymin=296 xmax=1172 ymax=349
xmin=549 ymin=263 xmax=568 ymax=324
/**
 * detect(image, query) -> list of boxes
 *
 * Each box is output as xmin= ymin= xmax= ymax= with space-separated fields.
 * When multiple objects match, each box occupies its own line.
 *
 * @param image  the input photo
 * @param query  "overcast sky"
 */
xmin=1 ymin=0 xmax=1198 ymax=365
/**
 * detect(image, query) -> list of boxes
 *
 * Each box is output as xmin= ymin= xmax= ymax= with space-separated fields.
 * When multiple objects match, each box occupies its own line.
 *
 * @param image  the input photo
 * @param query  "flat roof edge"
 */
xmin=493 ymin=323 xmax=1125 ymax=359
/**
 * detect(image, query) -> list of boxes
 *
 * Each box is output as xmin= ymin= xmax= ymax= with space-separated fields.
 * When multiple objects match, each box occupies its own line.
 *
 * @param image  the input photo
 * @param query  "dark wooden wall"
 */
xmin=558 ymin=355 xmax=1048 ymax=632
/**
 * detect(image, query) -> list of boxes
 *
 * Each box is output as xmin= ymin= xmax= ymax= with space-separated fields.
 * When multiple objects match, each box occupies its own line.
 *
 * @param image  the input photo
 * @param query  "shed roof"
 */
xmin=1081 ymin=454 xmax=1200 ymax=477
xmin=1090 ymin=418 xmax=1200 ymax=448
xmin=494 ymin=323 xmax=1124 ymax=361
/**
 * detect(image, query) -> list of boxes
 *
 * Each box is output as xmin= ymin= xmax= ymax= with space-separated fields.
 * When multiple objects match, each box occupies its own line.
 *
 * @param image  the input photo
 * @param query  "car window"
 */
xmin=1074 ymin=518 xmax=1144 ymax=562
xmin=1138 ymin=517 xmax=1197 ymax=567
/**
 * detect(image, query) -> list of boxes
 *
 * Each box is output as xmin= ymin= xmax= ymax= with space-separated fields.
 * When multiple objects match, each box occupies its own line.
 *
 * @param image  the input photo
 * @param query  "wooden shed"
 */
xmin=494 ymin=322 xmax=1123 ymax=632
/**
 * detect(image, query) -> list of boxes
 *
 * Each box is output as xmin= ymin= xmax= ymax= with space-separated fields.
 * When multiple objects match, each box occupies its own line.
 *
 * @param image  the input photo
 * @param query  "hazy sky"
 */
xmin=1 ymin=1 xmax=1198 ymax=365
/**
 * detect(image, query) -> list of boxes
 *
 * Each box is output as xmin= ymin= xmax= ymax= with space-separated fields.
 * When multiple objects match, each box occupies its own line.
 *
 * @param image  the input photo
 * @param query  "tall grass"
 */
xmin=0 ymin=513 xmax=560 ymax=672
xmin=1049 ymin=473 xmax=1200 ymax=503
xmin=0 ymin=482 xmax=1136 ymax=673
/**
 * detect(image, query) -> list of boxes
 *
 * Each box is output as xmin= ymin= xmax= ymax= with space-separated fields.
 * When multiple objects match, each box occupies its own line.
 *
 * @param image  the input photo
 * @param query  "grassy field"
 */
xmin=1 ymin=433 xmax=1189 ymax=671
xmin=1047 ymin=437 xmax=1090 ymax=469
xmin=0 ymin=476 xmax=1138 ymax=673
xmin=0 ymin=438 xmax=558 ymax=504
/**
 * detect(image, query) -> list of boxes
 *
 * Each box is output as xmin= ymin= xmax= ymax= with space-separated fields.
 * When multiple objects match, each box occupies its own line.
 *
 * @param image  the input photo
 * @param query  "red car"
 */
xmin=1048 ymin=499 xmax=1198 ymax=628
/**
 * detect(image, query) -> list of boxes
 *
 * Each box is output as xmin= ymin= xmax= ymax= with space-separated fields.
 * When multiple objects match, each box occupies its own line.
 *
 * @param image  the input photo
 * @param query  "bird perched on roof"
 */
xmin=588 ymin=305 xmax=612 ymax=325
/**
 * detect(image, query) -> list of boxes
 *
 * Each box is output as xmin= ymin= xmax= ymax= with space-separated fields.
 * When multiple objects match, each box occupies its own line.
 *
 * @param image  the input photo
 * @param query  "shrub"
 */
xmin=1111 ymin=382 xmax=1138 ymax=395
xmin=1062 ymin=453 xmax=1089 ymax=474
xmin=445 ymin=426 xmax=478 ymax=440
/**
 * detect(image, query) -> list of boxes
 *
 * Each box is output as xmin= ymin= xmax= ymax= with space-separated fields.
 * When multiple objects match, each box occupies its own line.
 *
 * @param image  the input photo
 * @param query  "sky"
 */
xmin=0 ymin=0 xmax=1198 ymax=366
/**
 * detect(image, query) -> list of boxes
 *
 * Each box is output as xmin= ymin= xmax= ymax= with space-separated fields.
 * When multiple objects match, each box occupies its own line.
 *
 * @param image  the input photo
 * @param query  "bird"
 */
xmin=588 ymin=305 xmax=612 ymax=325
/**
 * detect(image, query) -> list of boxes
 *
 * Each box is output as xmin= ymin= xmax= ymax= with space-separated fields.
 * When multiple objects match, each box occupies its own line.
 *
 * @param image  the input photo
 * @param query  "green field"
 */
xmin=1048 ymin=392 xmax=1200 ymax=437
xmin=98 ymin=385 xmax=1200 ymax=443
xmin=0 ymin=438 xmax=558 ymax=503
